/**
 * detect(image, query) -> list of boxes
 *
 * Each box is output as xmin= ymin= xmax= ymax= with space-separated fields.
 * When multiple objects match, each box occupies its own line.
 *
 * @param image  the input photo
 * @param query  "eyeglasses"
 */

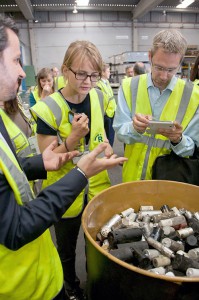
xmin=69 ymin=68 xmax=100 ymax=82
xmin=152 ymin=63 xmax=179 ymax=75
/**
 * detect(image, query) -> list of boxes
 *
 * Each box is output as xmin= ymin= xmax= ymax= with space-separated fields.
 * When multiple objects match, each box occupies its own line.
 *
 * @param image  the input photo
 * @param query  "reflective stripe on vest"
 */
xmin=0 ymin=143 xmax=33 ymax=203
xmin=96 ymin=80 xmax=116 ymax=116
xmin=0 ymin=110 xmax=33 ymax=158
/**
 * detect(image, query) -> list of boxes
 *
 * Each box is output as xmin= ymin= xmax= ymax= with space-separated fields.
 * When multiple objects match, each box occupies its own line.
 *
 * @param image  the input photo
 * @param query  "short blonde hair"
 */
xmin=151 ymin=29 xmax=187 ymax=60
xmin=61 ymin=40 xmax=103 ymax=75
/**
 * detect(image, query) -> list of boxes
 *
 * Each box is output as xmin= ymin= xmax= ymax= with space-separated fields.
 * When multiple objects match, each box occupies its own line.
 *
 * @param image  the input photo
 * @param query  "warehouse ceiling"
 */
xmin=0 ymin=0 xmax=199 ymax=21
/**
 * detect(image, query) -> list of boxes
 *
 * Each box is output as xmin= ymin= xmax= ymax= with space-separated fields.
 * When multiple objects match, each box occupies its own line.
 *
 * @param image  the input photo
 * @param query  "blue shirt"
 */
xmin=113 ymin=73 xmax=199 ymax=156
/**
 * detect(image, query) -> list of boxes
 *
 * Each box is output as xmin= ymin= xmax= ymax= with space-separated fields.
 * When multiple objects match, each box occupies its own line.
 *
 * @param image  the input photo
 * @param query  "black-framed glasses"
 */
xmin=69 ymin=67 xmax=100 ymax=82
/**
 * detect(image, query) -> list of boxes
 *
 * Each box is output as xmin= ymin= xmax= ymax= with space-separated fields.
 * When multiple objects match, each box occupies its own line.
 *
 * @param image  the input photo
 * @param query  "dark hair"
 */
xmin=190 ymin=55 xmax=199 ymax=82
xmin=0 ymin=16 xmax=19 ymax=56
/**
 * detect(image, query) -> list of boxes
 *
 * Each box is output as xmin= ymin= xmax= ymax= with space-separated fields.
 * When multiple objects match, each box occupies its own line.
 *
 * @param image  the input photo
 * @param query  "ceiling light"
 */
xmin=73 ymin=5 xmax=78 ymax=13
xmin=176 ymin=0 xmax=195 ymax=8
xmin=76 ymin=0 xmax=89 ymax=6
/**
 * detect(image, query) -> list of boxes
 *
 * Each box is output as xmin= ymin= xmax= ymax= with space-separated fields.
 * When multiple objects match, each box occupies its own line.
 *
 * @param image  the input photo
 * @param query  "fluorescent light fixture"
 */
xmin=76 ymin=0 xmax=89 ymax=6
xmin=73 ymin=7 xmax=78 ymax=13
xmin=176 ymin=0 xmax=195 ymax=8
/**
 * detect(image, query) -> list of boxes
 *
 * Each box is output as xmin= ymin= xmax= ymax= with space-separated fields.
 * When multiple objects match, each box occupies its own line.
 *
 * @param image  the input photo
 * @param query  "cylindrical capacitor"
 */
xmin=120 ymin=208 xmax=134 ymax=218
xmin=176 ymin=227 xmax=194 ymax=239
xmin=167 ymin=230 xmax=180 ymax=241
xmin=159 ymin=215 xmax=187 ymax=228
xmin=150 ymin=226 xmax=164 ymax=241
xmin=140 ymin=206 xmax=154 ymax=211
xmin=143 ymin=214 xmax=151 ymax=223
xmin=165 ymin=271 xmax=175 ymax=277
xmin=161 ymin=237 xmax=184 ymax=252
xmin=148 ymin=267 xmax=166 ymax=275
xmin=143 ymin=249 xmax=161 ymax=260
xmin=101 ymin=239 xmax=110 ymax=251
xmin=186 ymin=268 xmax=199 ymax=278
xmin=108 ymin=227 xmax=143 ymax=248
xmin=117 ymin=240 xmax=149 ymax=251
xmin=138 ymin=210 xmax=162 ymax=220
xmin=187 ymin=217 xmax=199 ymax=234
xmin=152 ymin=211 xmax=176 ymax=223
xmin=171 ymin=207 xmax=181 ymax=216
xmin=162 ymin=226 xmax=175 ymax=236
xmin=141 ymin=222 xmax=153 ymax=237
xmin=185 ymin=234 xmax=198 ymax=251
xmin=193 ymin=212 xmax=199 ymax=221
xmin=147 ymin=237 xmax=175 ymax=258
xmin=172 ymin=253 xmax=199 ymax=273
xmin=188 ymin=248 xmax=199 ymax=260
xmin=152 ymin=255 xmax=171 ymax=268
xmin=122 ymin=213 xmax=137 ymax=227
xmin=132 ymin=247 xmax=151 ymax=269
xmin=109 ymin=247 xmax=133 ymax=262
xmin=184 ymin=210 xmax=193 ymax=220
xmin=122 ymin=220 xmax=140 ymax=228
xmin=160 ymin=205 xmax=170 ymax=213
xmin=100 ymin=214 xmax=122 ymax=238
xmin=176 ymin=250 xmax=189 ymax=258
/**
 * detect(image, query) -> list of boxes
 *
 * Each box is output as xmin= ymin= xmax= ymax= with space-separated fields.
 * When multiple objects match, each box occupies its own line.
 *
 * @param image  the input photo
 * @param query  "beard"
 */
xmin=0 ymin=83 xmax=18 ymax=102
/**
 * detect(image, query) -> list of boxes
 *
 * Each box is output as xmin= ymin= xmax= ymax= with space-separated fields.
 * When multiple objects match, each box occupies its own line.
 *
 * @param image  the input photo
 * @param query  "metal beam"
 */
xmin=15 ymin=0 xmax=34 ymax=20
xmin=132 ymin=0 xmax=165 ymax=19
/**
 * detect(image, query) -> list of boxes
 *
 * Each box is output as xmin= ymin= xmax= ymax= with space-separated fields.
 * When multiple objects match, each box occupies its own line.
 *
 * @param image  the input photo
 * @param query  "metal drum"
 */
xmin=82 ymin=180 xmax=199 ymax=300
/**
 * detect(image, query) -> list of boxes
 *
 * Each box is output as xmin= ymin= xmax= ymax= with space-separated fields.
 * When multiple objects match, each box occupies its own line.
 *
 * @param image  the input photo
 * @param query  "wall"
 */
xmin=17 ymin=10 xmax=199 ymax=73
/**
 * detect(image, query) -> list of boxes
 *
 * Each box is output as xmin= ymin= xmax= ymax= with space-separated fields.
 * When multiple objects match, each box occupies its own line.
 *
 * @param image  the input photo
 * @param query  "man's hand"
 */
xmin=42 ymin=140 xmax=79 ymax=171
xmin=158 ymin=121 xmax=183 ymax=144
xmin=133 ymin=113 xmax=152 ymax=134
xmin=77 ymin=143 xmax=128 ymax=178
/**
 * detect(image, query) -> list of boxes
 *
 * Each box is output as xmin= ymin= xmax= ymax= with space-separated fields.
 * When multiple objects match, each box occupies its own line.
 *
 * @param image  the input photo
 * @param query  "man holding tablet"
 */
xmin=113 ymin=29 xmax=199 ymax=182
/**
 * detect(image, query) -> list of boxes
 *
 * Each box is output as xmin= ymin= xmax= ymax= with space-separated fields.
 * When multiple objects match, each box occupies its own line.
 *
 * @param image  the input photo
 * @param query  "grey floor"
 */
xmin=50 ymin=136 xmax=124 ymax=289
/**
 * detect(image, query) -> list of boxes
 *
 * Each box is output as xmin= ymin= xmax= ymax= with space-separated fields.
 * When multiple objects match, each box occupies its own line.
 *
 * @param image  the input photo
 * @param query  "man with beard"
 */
xmin=0 ymin=16 xmax=127 ymax=300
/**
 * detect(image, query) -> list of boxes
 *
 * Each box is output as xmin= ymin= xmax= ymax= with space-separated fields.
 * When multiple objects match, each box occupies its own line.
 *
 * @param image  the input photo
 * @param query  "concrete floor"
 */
xmin=50 ymin=136 xmax=125 ymax=290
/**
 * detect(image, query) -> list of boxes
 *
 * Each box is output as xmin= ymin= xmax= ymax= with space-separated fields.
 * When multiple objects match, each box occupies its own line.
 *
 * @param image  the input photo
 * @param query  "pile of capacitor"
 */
xmin=96 ymin=205 xmax=199 ymax=278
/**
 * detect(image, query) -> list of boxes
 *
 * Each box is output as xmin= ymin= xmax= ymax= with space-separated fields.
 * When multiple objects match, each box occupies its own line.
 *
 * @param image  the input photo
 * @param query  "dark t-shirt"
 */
xmin=36 ymin=92 xmax=91 ymax=144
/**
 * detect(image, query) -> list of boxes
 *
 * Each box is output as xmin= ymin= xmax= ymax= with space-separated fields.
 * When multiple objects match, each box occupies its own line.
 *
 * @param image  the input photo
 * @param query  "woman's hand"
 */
xmin=71 ymin=113 xmax=89 ymax=140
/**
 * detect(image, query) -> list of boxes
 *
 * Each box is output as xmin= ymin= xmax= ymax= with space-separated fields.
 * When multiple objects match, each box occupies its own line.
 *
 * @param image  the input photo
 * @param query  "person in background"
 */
xmin=0 ymin=16 xmax=127 ymax=300
xmin=133 ymin=61 xmax=146 ymax=76
xmin=96 ymin=63 xmax=117 ymax=147
xmin=190 ymin=54 xmax=199 ymax=86
xmin=125 ymin=65 xmax=134 ymax=78
xmin=113 ymin=29 xmax=199 ymax=183
xmin=51 ymin=66 xmax=60 ymax=78
xmin=29 ymin=67 xmax=55 ymax=107
xmin=31 ymin=40 xmax=114 ymax=300
xmin=51 ymin=66 xmax=67 ymax=91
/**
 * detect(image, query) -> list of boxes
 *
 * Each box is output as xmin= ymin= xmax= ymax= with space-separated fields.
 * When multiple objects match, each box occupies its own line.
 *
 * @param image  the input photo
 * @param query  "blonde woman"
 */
xmin=31 ymin=40 xmax=112 ymax=300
